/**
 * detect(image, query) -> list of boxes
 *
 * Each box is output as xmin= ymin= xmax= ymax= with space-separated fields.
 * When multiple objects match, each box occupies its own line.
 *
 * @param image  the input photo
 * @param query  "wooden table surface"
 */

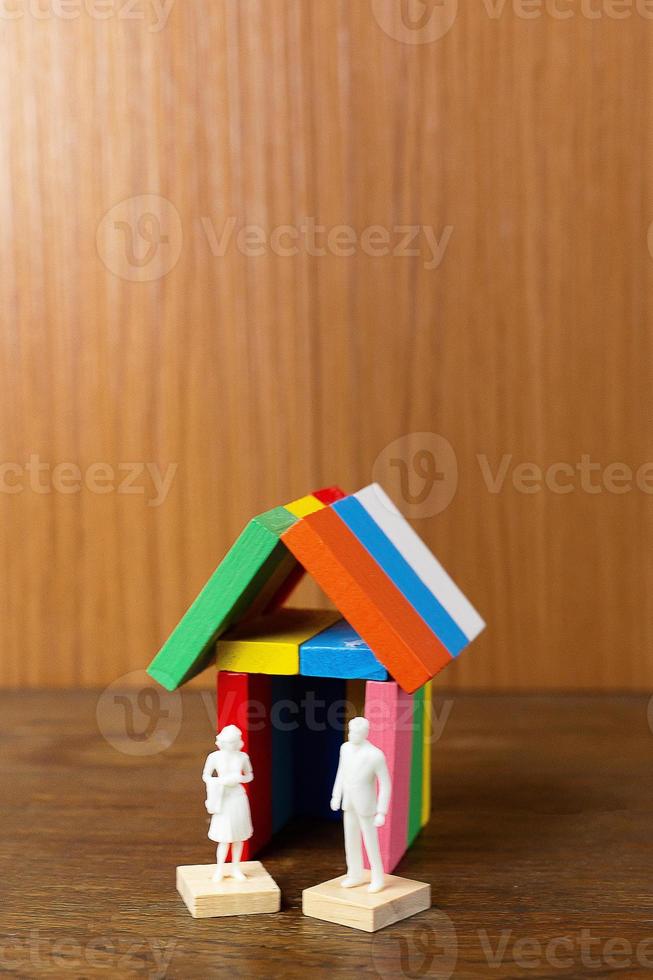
xmin=2 ymin=691 xmax=653 ymax=979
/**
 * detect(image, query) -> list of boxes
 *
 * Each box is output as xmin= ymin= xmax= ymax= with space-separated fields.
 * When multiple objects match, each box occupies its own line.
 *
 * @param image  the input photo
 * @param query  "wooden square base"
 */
xmin=176 ymin=861 xmax=281 ymax=919
xmin=302 ymin=871 xmax=431 ymax=933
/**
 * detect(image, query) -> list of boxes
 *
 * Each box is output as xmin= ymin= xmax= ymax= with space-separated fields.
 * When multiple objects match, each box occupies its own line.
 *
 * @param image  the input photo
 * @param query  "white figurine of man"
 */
xmin=330 ymin=716 xmax=391 ymax=894
xmin=202 ymin=724 xmax=254 ymax=882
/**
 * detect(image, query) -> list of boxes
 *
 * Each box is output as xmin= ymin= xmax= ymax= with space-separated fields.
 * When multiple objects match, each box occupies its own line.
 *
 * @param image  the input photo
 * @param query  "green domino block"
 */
xmin=147 ymin=506 xmax=298 ymax=690
xmin=407 ymin=682 xmax=426 ymax=846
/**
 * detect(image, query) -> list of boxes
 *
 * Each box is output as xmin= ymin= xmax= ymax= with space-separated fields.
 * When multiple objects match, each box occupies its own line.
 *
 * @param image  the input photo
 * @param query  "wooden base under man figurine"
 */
xmin=302 ymin=717 xmax=431 ymax=932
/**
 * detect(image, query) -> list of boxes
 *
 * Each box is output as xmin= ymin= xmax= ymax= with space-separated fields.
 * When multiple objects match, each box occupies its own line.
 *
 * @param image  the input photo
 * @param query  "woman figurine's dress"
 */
xmin=204 ymin=749 xmax=253 ymax=844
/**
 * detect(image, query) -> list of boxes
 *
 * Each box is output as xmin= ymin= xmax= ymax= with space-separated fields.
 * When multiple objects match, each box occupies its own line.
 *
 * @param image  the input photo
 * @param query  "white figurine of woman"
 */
xmin=202 ymin=725 xmax=254 ymax=882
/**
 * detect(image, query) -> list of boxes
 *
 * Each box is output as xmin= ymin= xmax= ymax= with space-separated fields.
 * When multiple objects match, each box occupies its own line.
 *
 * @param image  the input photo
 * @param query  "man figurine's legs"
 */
xmin=341 ymin=809 xmax=364 ymax=887
xmin=360 ymin=815 xmax=385 ymax=893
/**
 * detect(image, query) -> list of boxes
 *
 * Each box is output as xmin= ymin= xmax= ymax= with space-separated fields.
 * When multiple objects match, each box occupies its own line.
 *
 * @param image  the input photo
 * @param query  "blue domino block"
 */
xmin=300 ymin=619 xmax=388 ymax=681
xmin=295 ymin=676 xmax=345 ymax=820
xmin=332 ymin=496 xmax=469 ymax=656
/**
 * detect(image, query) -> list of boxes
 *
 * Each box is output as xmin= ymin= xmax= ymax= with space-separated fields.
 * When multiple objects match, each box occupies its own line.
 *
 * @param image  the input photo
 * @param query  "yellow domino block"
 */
xmin=284 ymin=495 xmax=325 ymax=519
xmin=216 ymin=608 xmax=340 ymax=675
xmin=421 ymin=680 xmax=432 ymax=826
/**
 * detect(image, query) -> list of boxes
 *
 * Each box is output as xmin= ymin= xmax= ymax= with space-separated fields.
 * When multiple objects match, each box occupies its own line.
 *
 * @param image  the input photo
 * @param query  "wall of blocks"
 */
xmin=216 ymin=670 xmax=432 ymax=872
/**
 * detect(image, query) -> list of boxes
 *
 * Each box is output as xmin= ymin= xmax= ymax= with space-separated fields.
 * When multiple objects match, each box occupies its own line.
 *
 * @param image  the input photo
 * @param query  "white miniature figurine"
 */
xmin=330 ymin=716 xmax=391 ymax=894
xmin=202 ymin=725 xmax=254 ymax=883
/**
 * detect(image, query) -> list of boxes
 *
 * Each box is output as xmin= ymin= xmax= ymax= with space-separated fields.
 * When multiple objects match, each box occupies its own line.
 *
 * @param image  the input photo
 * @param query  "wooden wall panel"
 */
xmin=0 ymin=1 xmax=651 ymax=689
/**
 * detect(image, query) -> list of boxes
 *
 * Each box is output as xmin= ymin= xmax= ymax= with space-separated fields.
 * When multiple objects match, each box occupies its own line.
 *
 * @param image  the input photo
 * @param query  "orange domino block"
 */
xmin=282 ymin=507 xmax=452 ymax=693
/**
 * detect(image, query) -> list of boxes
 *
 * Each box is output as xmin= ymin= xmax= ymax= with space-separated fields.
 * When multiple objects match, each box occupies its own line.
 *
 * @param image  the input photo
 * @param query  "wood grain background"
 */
xmin=1 ymin=1 xmax=651 ymax=689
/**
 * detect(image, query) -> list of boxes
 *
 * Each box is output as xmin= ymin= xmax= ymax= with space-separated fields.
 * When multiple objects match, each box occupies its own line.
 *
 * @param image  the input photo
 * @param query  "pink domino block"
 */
xmin=363 ymin=680 xmax=413 ymax=872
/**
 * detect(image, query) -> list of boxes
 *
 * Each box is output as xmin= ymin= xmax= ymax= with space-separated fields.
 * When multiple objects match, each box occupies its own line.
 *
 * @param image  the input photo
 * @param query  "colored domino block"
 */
xmin=421 ymin=681 xmax=432 ymax=827
xmin=300 ymin=619 xmax=388 ymax=681
xmin=354 ymin=484 xmax=485 ymax=642
xmin=216 ymin=671 xmax=272 ymax=859
xmin=282 ymin=507 xmax=451 ymax=693
xmin=333 ymin=496 xmax=468 ymax=655
xmin=284 ymin=494 xmax=325 ymax=519
xmin=270 ymin=676 xmax=295 ymax=833
xmin=148 ymin=506 xmax=298 ymax=690
xmin=364 ymin=680 xmax=413 ymax=872
xmin=312 ymin=486 xmax=346 ymax=504
xmin=295 ymin=676 xmax=346 ymax=821
xmin=216 ymin=608 xmax=340 ymax=675
xmin=407 ymin=683 xmax=425 ymax=846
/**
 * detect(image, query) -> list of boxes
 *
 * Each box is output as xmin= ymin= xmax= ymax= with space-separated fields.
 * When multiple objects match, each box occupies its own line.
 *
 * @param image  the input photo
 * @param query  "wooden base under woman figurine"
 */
xmin=176 ymin=725 xmax=280 ymax=918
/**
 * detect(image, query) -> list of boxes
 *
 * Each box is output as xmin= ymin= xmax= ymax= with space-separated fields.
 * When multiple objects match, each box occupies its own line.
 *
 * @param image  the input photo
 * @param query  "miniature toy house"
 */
xmin=147 ymin=484 xmax=484 ymax=871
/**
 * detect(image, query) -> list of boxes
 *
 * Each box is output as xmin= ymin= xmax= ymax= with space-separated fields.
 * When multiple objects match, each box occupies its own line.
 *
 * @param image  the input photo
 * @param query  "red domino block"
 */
xmin=311 ymin=486 xmax=346 ymax=504
xmin=363 ymin=680 xmax=414 ymax=873
xmin=216 ymin=671 xmax=272 ymax=859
